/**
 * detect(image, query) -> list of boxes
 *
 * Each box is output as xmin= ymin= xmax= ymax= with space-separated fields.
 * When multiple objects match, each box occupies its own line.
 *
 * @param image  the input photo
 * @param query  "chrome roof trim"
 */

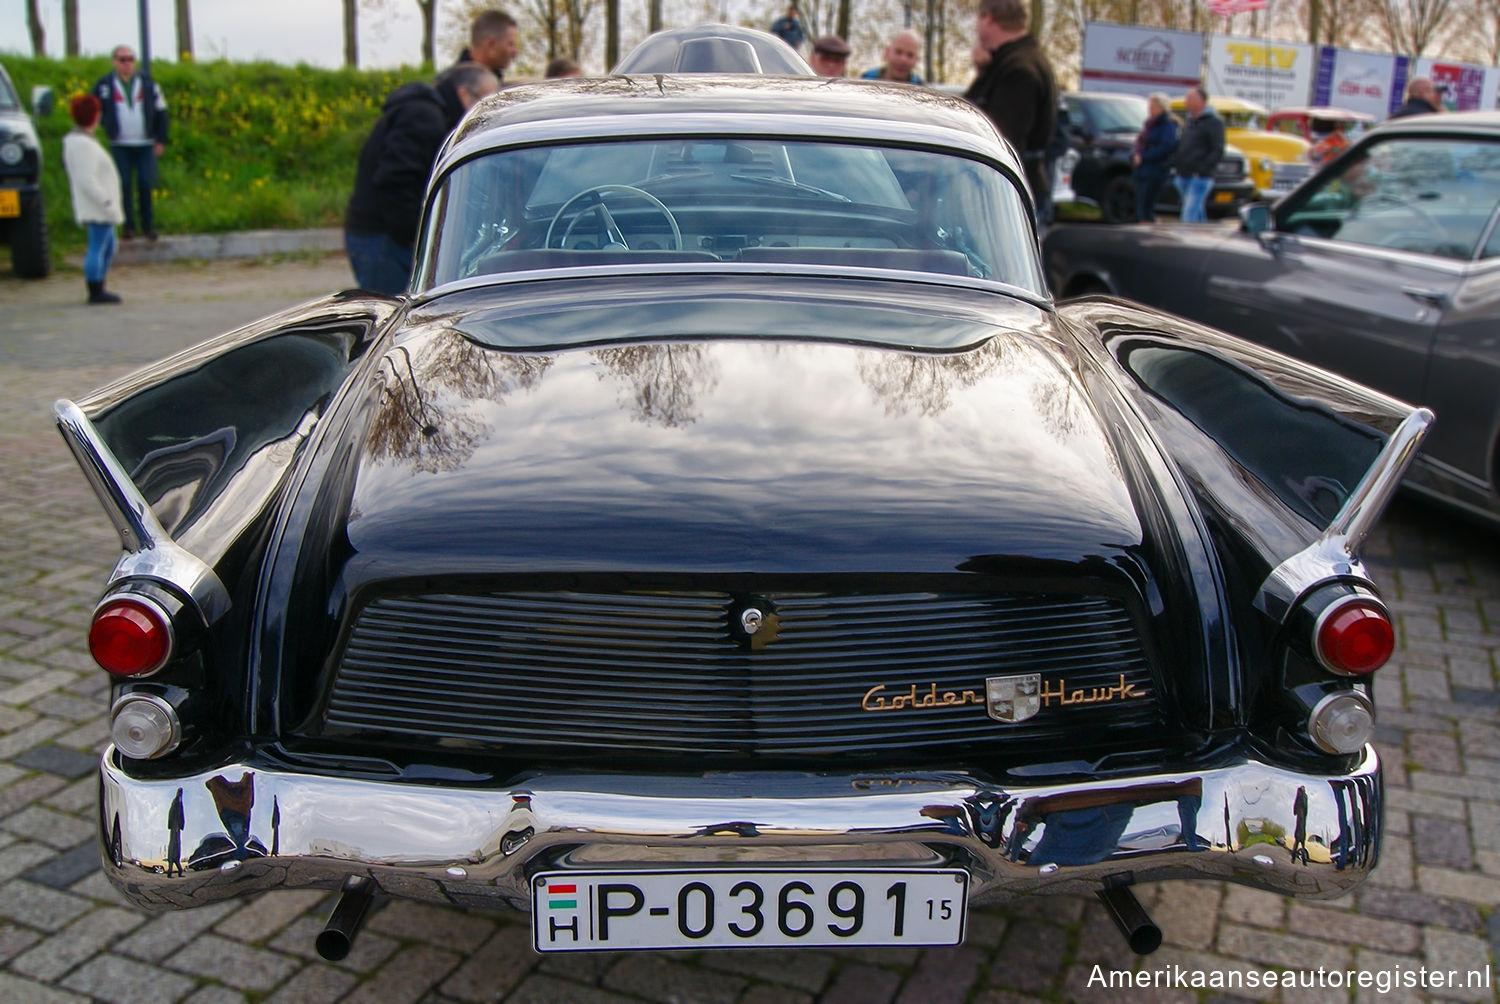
xmin=415 ymin=261 xmax=1053 ymax=313
xmin=436 ymin=111 xmax=1017 ymax=181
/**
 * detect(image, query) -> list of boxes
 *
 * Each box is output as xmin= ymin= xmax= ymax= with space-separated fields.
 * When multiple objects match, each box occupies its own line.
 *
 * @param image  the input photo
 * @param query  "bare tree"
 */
xmin=1377 ymin=0 xmax=1454 ymax=56
xmin=345 ymin=0 xmax=359 ymax=67
xmin=176 ymin=0 xmax=194 ymax=59
xmin=26 ymin=0 xmax=45 ymax=56
xmin=64 ymin=0 xmax=79 ymax=56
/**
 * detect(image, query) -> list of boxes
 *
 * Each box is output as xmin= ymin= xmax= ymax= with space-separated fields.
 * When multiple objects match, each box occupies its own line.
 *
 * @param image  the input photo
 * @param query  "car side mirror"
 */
xmin=1239 ymin=203 xmax=1272 ymax=238
xmin=31 ymin=85 xmax=54 ymax=120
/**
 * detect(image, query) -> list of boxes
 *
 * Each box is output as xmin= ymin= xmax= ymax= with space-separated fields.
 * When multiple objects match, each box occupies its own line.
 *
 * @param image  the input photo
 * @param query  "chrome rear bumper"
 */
xmin=100 ymin=748 xmax=1379 ymax=911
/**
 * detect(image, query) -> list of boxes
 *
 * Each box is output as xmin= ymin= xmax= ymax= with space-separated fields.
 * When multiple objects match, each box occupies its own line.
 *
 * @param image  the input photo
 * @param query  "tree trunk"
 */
xmin=416 ymin=0 xmax=435 ymax=67
xmin=64 ymin=0 xmax=79 ymax=56
xmin=837 ymin=0 xmax=850 ymax=40
xmin=26 ymin=0 xmax=46 ymax=56
xmin=649 ymin=0 xmax=662 ymax=32
xmin=606 ymin=0 xmax=619 ymax=71
xmin=175 ymin=0 xmax=194 ymax=60
xmin=344 ymin=0 xmax=359 ymax=67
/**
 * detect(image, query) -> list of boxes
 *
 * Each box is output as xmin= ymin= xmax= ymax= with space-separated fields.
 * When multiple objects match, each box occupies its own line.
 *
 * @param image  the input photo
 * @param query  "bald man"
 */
xmin=1391 ymin=76 xmax=1444 ymax=118
xmin=861 ymin=29 xmax=924 ymax=84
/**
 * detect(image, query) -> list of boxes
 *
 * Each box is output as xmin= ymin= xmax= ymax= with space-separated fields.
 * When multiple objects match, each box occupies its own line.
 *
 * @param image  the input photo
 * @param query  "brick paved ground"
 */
xmin=1 ymin=258 xmax=1496 ymax=1002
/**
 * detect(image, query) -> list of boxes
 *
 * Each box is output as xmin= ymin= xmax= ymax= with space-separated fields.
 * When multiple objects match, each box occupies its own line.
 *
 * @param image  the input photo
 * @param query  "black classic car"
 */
xmin=1044 ymin=111 xmax=1500 ymax=526
xmin=1062 ymin=91 xmax=1256 ymax=223
xmin=61 ymin=73 xmax=1429 ymax=961
xmin=0 ymin=60 xmax=51 ymax=277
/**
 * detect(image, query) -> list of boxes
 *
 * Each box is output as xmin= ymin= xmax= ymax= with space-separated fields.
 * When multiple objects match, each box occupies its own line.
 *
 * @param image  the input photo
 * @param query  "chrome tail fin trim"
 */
xmin=54 ymin=399 xmax=230 ymax=624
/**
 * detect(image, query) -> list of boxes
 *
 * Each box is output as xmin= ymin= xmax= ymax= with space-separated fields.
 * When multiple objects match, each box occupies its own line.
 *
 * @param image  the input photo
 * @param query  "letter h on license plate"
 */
xmin=532 ymin=869 xmax=968 ymax=952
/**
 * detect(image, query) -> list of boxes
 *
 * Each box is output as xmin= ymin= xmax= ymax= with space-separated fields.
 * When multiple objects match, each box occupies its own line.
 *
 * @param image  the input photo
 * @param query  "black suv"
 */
xmin=0 ymin=61 xmax=51 ymax=278
xmin=1062 ymin=91 xmax=1255 ymax=223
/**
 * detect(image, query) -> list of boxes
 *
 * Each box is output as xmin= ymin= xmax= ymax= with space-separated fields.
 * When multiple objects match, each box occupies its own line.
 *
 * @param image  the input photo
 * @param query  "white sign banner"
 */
xmin=1313 ymin=47 xmax=1398 ymax=118
xmin=1080 ymin=22 xmax=1205 ymax=97
xmin=1414 ymin=58 xmax=1500 ymax=111
xmin=1206 ymin=34 xmax=1315 ymax=109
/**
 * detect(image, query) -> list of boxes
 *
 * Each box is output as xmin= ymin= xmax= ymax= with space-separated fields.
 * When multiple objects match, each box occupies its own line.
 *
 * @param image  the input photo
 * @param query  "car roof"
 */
xmin=441 ymin=75 xmax=1016 ymax=173
xmin=1171 ymin=95 xmax=1268 ymax=114
xmin=612 ymin=24 xmax=811 ymax=75
xmin=1271 ymin=106 xmax=1375 ymax=122
xmin=1369 ymin=109 xmax=1500 ymax=134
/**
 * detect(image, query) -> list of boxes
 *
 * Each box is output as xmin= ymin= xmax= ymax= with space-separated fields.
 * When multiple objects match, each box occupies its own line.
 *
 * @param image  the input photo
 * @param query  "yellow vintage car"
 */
xmin=1173 ymin=95 xmax=1312 ymax=199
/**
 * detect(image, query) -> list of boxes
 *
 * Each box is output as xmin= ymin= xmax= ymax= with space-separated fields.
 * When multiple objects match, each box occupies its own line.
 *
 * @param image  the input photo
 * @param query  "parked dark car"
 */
xmin=1044 ymin=111 xmax=1500 ymax=527
xmin=1064 ymin=91 xmax=1256 ymax=223
xmin=0 ymin=60 xmax=51 ymax=278
xmin=61 ymin=72 xmax=1426 ymax=962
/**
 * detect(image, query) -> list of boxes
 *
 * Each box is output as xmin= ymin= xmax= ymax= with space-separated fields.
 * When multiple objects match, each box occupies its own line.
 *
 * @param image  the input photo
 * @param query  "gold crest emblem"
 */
xmin=986 ymin=673 xmax=1041 ymax=723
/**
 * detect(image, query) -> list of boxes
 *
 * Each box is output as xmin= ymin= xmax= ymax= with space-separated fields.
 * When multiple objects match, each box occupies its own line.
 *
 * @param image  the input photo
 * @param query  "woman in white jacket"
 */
xmin=63 ymin=94 xmax=124 ymax=304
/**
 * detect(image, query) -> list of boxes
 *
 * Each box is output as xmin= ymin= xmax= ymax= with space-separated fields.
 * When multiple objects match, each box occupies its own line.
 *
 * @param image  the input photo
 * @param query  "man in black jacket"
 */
xmin=964 ymin=0 xmax=1057 ymax=228
xmin=92 ymin=45 xmax=168 ymax=240
xmin=1172 ymin=86 xmax=1224 ymax=223
xmin=1391 ymin=76 xmax=1443 ymax=118
xmin=344 ymin=63 xmax=500 ymax=295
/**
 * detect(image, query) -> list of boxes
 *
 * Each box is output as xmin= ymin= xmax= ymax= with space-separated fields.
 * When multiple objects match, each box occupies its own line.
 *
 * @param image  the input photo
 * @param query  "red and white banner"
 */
xmin=1207 ymin=0 xmax=1269 ymax=16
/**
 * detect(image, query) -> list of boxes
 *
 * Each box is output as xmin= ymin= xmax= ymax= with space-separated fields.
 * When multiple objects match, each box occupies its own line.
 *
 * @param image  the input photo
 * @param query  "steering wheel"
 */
xmin=545 ymin=185 xmax=682 ymax=251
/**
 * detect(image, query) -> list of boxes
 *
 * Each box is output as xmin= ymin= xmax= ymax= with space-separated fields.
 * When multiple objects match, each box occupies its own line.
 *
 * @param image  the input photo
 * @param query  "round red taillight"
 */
xmin=1315 ymin=600 xmax=1394 ymax=675
xmin=89 ymin=597 xmax=173 ymax=676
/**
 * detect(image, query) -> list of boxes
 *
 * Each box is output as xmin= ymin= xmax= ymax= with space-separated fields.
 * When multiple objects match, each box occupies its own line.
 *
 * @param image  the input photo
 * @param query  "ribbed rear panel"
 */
xmin=321 ymin=590 xmax=1163 ymax=756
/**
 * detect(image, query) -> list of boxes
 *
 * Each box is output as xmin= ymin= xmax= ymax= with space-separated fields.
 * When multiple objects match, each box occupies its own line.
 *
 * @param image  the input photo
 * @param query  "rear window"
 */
xmin=417 ymin=136 xmax=1044 ymax=295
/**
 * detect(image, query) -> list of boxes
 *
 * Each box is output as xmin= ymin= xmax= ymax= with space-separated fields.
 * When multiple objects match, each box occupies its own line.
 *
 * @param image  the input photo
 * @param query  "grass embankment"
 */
xmin=4 ymin=55 xmax=419 ymax=267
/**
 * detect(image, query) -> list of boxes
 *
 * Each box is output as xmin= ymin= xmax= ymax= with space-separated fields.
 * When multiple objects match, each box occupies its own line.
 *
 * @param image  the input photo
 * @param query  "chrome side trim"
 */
xmin=54 ymin=399 xmax=230 ymax=624
xmin=99 ymin=751 xmax=1380 ymax=911
xmin=1257 ymin=407 xmax=1433 ymax=623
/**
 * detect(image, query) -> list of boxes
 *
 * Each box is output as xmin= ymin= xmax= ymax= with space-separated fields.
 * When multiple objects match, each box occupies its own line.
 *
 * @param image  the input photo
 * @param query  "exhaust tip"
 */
xmin=315 ymin=928 xmax=354 ymax=962
xmin=1097 ymin=882 xmax=1162 ymax=956
xmin=316 ymin=876 xmax=376 ymax=962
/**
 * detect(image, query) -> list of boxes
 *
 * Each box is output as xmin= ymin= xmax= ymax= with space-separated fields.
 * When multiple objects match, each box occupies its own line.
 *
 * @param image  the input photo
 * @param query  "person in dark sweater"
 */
xmin=344 ymin=63 xmax=500 ymax=295
xmin=964 ymin=0 xmax=1057 ymax=227
xmin=1131 ymin=92 xmax=1179 ymax=222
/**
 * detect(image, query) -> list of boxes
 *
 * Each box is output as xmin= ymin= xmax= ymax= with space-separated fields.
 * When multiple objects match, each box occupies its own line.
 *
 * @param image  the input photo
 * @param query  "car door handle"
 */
xmin=1402 ymin=286 xmax=1450 ymax=310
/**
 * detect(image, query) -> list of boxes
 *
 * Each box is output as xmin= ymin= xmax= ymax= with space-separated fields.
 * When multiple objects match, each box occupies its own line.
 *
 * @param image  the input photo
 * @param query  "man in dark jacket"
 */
xmin=455 ymin=10 xmax=519 ymax=81
xmin=344 ymin=63 xmax=500 ymax=295
xmin=964 ymin=0 xmax=1057 ymax=228
xmin=1391 ymin=76 xmax=1443 ymax=118
xmin=1172 ymin=86 xmax=1224 ymax=223
xmin=92 ymin=45 xmax=168 ymax=240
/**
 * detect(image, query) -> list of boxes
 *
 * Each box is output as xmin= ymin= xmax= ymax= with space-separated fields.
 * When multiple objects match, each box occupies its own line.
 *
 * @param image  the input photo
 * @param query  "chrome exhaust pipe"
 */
xmin=315 ymin=876 xmax=376 ymax=961
xmin=1096 ymin=882 xmax=1162 ymax=955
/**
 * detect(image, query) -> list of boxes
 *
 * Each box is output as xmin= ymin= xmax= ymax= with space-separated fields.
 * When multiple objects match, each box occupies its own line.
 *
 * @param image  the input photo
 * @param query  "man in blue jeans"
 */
xmin=92 ymin=45 xmax=168 ymax=240
xmin=1172 ymin=85 xmax=1224 ymax=224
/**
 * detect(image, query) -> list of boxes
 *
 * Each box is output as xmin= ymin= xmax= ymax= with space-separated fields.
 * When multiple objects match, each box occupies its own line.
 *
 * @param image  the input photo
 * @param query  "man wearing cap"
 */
xmin=809 ymin=35 xmax=850 ymax=77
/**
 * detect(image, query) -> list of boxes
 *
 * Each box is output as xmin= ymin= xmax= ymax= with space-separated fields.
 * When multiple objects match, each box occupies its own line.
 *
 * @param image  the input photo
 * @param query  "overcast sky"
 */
xmin=1 ymin=1 xmax=432 ymax=69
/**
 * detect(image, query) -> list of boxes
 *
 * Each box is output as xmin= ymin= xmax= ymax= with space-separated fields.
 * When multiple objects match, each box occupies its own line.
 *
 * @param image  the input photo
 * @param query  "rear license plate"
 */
xmin=532 ymin=868 xmax=967 ymax=952
xmin=0 ymin=189 xmax=18 ymax=217
xmin=1213 ymin=191 xmax=1235 ymax=203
